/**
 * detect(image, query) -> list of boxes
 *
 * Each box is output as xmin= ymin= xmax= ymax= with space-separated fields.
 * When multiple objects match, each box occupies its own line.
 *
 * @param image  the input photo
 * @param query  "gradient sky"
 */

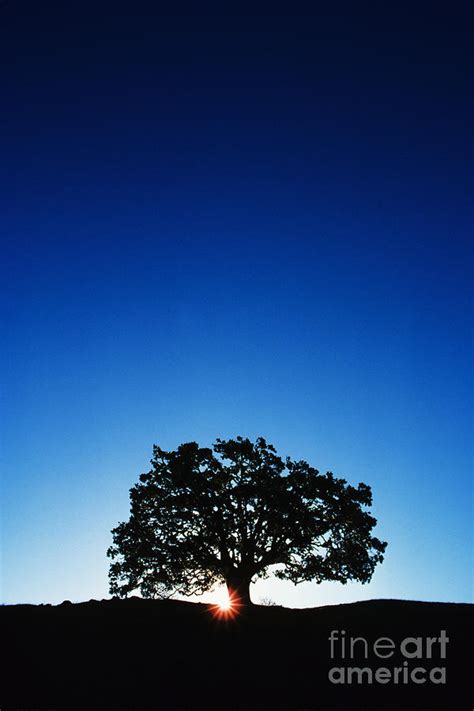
xmin=1 ymin=1 xmax=472 ymax=607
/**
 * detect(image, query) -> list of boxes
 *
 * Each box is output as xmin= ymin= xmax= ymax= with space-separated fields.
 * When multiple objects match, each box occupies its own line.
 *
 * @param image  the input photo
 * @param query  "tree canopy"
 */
xmin=108 ymin=436 xmax=387 ymax=604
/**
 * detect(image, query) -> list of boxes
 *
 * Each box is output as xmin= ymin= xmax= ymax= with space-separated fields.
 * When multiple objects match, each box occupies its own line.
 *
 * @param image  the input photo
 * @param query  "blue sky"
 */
xmin=1 ymin=1 xmax=472 ymax=606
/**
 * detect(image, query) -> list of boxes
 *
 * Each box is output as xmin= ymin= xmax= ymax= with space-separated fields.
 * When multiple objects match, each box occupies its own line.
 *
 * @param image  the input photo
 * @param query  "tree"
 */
xmin=108 ymin=436 xmax=387 ymax=605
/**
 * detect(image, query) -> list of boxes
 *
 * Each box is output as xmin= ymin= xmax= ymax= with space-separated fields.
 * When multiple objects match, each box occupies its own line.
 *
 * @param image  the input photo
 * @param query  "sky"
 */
xmin=1 ymin=1 xmax=472 ymax=607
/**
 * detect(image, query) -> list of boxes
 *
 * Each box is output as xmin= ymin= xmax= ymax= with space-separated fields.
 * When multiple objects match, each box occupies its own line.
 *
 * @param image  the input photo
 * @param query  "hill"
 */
xmin=1 ymin=597 xmax=471 ymax=710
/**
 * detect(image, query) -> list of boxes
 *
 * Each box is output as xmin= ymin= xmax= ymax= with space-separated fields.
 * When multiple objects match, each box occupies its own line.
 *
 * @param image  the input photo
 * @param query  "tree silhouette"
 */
xmin=108 ymin=436 xmax=387 ymax=605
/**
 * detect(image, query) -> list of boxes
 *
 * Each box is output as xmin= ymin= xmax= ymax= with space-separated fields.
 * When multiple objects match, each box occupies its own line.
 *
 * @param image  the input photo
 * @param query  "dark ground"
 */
xmin=1 ymin=597 xmax=471 ymax=710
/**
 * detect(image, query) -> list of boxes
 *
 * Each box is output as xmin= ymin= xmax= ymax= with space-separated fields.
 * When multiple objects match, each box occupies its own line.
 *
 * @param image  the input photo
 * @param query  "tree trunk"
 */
xmin=226 ymin=573 xmax=252 ymax=606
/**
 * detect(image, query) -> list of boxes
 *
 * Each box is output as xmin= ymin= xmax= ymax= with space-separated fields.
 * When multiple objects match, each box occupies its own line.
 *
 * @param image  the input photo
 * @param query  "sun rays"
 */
xmin=209 ymin=588 xmax=242 ymax=619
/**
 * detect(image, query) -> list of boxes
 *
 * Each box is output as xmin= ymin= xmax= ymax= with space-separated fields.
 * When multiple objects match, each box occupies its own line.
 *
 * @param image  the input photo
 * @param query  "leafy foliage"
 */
xmin=108 ymin=437 xmax=387 ymax=602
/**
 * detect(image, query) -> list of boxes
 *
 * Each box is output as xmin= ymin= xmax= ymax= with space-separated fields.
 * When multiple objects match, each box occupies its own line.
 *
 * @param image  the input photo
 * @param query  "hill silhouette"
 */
xmin=1 ymin=597 xmax=471 ymax=710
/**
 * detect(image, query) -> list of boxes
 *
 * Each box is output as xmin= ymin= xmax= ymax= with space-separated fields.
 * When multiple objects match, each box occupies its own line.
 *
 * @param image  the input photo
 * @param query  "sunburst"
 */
xmin=209 ymin=588 xmax=242 ymax=619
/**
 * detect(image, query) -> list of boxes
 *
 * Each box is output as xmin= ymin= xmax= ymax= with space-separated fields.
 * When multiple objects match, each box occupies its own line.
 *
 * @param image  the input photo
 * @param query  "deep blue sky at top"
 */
xmin=1 ymin=1 xmax=472 ymax=605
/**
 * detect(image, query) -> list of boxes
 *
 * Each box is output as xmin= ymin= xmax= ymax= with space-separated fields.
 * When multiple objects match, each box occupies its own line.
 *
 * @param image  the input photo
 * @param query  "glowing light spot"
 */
xmin=209 ymin=587 xmax=241 ymax=619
